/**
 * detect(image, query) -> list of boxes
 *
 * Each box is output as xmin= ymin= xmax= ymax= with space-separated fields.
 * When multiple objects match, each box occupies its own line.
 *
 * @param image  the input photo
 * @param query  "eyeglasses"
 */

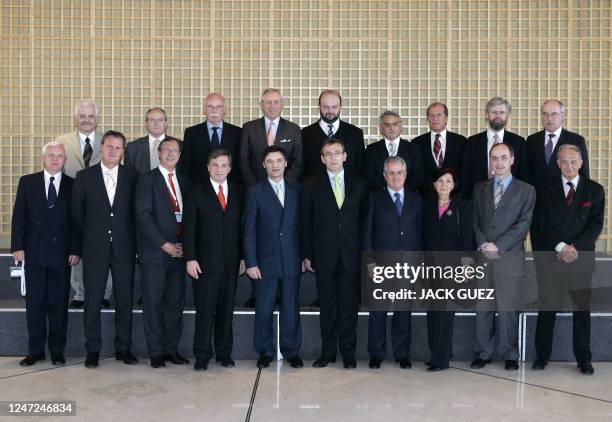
xmin=159 ymin=147 xmax=179 ymax=153
xmin=382 ymin=121 xmax=401 ymax=128
xmin=147 ymin=118 xmax=167 ymax=123
xmin=77 ymin=114 xmax=96 ymax=120
xmin=542 ymin=112 xmax=563 ymax=118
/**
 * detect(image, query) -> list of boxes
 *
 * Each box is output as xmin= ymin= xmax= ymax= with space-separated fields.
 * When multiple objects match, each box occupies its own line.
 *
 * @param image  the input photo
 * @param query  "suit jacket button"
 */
xmin=401 ymin=232 xmax=404 ymax=235
xmin=108 ymin=230 xmax=112 ymax=234
xmin=52 ymin=238 xmax=56 ymax=242
xmin=338 ymin=224 xmax=342 ymax=228
xmin=110 ymin=213 xmax=114 ymax=217
xmin=280 ymin=232 xmax=283 ymax=236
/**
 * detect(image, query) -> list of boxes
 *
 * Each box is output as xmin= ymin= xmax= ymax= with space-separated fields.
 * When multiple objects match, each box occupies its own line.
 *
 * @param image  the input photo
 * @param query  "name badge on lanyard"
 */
xmin=175 ymin=211 xmax=182 ymax=223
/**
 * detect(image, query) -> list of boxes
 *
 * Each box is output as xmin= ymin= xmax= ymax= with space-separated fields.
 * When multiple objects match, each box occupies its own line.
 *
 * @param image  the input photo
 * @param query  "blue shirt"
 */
xmin=207 ymin=121 xmax=224 ymax=143
xmin=493 ymin=174 xmax=513 ymax=194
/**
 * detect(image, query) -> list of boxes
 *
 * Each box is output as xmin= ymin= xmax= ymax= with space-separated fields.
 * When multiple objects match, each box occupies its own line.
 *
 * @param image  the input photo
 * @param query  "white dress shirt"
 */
xmin=319 ymin=119 xmax=340 ymax=136
xmin=384 ymin=137 xmax=401 ymax=156
xmin=158 ymin=165 xmax=183 ymax=211
xmin=430 ymin=128 xmax=447 ymax=163
xmin=43 ymin=170 xmax=62 ymax=199
xmin=79 ymin=131 xmax=96 ymax=153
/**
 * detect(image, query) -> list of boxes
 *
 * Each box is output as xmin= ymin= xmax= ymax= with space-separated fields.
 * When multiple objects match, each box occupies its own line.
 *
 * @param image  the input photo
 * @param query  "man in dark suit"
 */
xmin=72 ymin=130 xmax=139 ymax=368
xmin=301 ymin=138 xmax=369 ymax=369
xmin=365 ymin=110 xmax=423 ymax=192
xmin=526 ymin=99 xmax=590 ymax=252
xmin=134 ymin=138 xmax=191 ymax=369
xmin=461 ymin=97 xmax=528 ymax=199
xmin=363 ymin=156 xmax=422 ymax=369
xmin=533 ymin=144 xmax=604 ymax=375
xmin=243 ymin=146 xmax=303 ymax=369
xmin=179 ymin=93 xmax=242 ymax=185
xmin=124 ymin=107 xmax=180 ymax=176
xmin=411 ymin=102 xmax=467 ymax=191
xmin=183 ymin=149 xmax=245 ymax=371
xmin=240 ymin=88 xmax=302 ymax=186
xmin=301 ymin=90 xmax=365 ymax=179
xmin=11 ymin=142 xmax=80 ymax=366
xmin=471 ymin=143 xmax=535 ymax=371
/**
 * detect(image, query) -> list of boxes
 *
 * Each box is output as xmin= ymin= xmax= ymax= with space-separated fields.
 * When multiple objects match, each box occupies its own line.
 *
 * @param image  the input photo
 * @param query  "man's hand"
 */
xmin=559 ymin=244 xmax=578 ymax=263
xmin=479 ymin=242 xmax=500 ymax=260
xmin=187 ymin=260 xmax=202 ymax=279
xmin=246 ymin=266 xmax=262 ymax=279
xmin=238 ymin=260 xmax=246 ymax=276
xmin=68 ymin=255 xmax=80 ymax=266
xmin=303 ymin=258 xmax=315 ymax=273
xmin=161 ymin=242 xmax=182 ymax=257
xmin=12 ymin=250 xmax=24 ymax=262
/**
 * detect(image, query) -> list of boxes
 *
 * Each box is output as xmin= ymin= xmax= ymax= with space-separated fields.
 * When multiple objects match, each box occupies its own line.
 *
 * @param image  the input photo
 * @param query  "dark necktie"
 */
xmin=47 ymin=176 xmax=58 ymax=208
xmin=545 ymin=133 xmax=555 ymax=165
xmin=327 ymin=124 xmax=334 ymax=138
xmin=433 ymin=133 xmax=443 ymax=168
xmin=394 ymin=192 xmax=403 ymax=217
xmin=211 ymin=127 xmax=220 ymax=148
xmin=83 ymin=137 xmax=93 ymax=167
xmin=566 ymin=181 xmax=575 ymax=206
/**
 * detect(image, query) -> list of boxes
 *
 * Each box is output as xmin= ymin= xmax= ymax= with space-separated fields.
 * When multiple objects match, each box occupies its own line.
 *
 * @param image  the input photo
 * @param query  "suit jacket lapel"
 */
xmin=154 ymin=169 xmax=175 ymax=215
xmin=90 ymin=132 xmax=102 ymax=164
xmin=69 ymin=132 xmax=85 ymax=168
xmin=495 ymin=179 xmax=515 ymax=212
xmin=94 ymin=165 xmax=112 ymax=208
xmin=204 ymin=179 xmax=225 ymax=212
xmin=275 ymin=118 xmax=286 ymax=144
xmin=258 ymin=118 xmax=268 ymax=145
xmin=263 ymin=180 xmax=284 ymax=210
xmin=481 ymin=179 xmax=494 ymax=216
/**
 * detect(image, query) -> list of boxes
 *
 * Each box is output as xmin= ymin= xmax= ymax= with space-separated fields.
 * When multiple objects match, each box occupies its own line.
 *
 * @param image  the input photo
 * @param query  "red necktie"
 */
xmin=218 ymin=184 xmax=227 ymax=211
xmin=433 ymin=133 xmax=443 ymax=168
xmin=566 ymin=181 xmax=575 ymax=206
xmin=167 ymin=173 xmax=181 ymax=235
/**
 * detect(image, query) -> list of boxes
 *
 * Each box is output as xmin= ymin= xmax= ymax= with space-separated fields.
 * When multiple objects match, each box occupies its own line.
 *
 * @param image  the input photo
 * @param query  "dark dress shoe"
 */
xmin=102 ymin=299 xmax=111 ymax=309
xmin=257 ymin=355 xmax=273 ymax=368
xmin=343 ymin=358 xmax=357 ymax=369
xmin=19 ymin=354 xmax=45 ymax=366
xmin=194 ymin=359 xmax=209 ymax=371
xmin=532 ymin=358 xmax=548 ymax=370
xmin=287 ymin=356 xmax=303 ymax=368
xmin=164 ymin=353 xmax=189 ymax=364
xmin=505 ymin=360 xmax=519 ymax=370
xmin=424 ymin=361 xmax=431 ymax=367
xmin=369 ymin=357 xmax=382 ymax=369
xmin=470 ymin=358 xmax=492 ymax=369
xmin=577 ymin=361 xmax=594 ymax=375
xmin=85 ymin=352 xmax=99 ymax=368
xmin=312 ymin=356 xmax=336 ymax=368
xmin=51 ymin=353 xmax=66 ymax=366
xmin=150 ymin=356 xmax=166 ymax=368
xmin=397 ymin=358 xmax=412 ymax=369
xmin=427 ymin=365 xmax=444 ymax=372
xmin=69 ymin=300 xmax=84 ymax=309
xmin=216 ymin=357 xmax=235 ymax=368
xmin=116 ymin=351 xmax=139 ymax=365
xmin=309 ymin=298 xmax=320 ymax=307
xmin=244 ymin=297 xmax=256 ymax=308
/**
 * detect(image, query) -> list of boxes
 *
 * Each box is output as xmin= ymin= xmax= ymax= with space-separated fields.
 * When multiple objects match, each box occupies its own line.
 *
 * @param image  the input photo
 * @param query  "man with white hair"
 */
xmin=55 ymin=99 xmax=112 ymax=309
xmin=11 ymin=142 xmax=81 ymax=366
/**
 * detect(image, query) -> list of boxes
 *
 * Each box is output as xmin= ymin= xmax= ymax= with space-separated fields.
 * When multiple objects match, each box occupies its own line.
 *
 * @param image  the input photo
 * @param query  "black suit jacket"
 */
xmin=124 ymin=135 xmax=181 ymax=176
xmin=538 ymin=177 xmax=604 ymax=257
xmin=461 ymin=130 xmax=528 ymax=199
xmin=365 ymin=138 xmax=424 ymax=192
xmin=300 ymin=171 xmax=369 ymax=273
xmin=526 ymin=129 xmax=590 ymax=193
xmin=363 ymin=188 xmax=422 ymax=252
xmin=71 ymin=164 xmax=138 ymax=263
xmin=183 ymin=181 xmax=243 ymax=276
xmin=411 ymin=131 xmax=467 ymax=191
xmin=134 ymin=168 xmax=192 ymax=263
xmin=11 ymin=172 xmax=80 ymax=266
xmin=421 ymin=197 xmax=474 ymax=252
xmin=301 ymin=120 xmax=365 ymax=179
xmin=179 ymin=121 xmax=242 ymax=185
xmin=240 ymin=117 xmax=303 ymax=186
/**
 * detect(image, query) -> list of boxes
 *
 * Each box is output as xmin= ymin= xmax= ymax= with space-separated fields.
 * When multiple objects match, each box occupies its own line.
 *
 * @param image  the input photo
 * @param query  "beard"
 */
xmin=320 ymin=111 xmax=340 ymax=124
xmin=489 ymin=118 xmax=506 ymax=131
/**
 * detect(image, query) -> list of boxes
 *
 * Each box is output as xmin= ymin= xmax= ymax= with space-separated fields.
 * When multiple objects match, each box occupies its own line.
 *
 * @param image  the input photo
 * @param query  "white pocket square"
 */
xmin=280 ymin=138 xmax=292 ymax=143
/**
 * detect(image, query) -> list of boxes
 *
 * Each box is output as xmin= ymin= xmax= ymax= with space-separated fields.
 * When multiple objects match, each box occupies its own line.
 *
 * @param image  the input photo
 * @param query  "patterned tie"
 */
xmin=105 ymin=171 xmax=116 ymax=206
xmin=218 ymin=183 xmax=227 ymax=211
xmin=388 ymin=142 xmax=397 ymax=157
xmin=494 ymin=181 xmax=503 ymax=210
xmin=566 ymin=181 xmax=575 ymax=206
xmin=327 ymin=124 xmax=334 ymax=138
xmin=167 ymin=173 xmax=181 ymax=234
xmin=488 ymin=134 xmax=501 ymax=178
xmin=47 ymin=176 xmax=58 ymax=208
xmin=394 ymin=192 xmax=402 ymax=217
xmin=545 ymin=133 xmax=555 ymax=165
xmin=332 ymin=174 xmax=344 ymax=208
xmin=266 ymin=121 xmax=275 ymax=146
xmin=150 ymin=138 xmax=161 ymax=169
xmin=211 ymin=127 xmax=220 ymax=148
xmin=274 ymin=182 xmax=284 ymax=206
xmin=83 ymin=137 xmax=93 ymax=167
xmin=433 ymin=133 xmax=443 ymax=168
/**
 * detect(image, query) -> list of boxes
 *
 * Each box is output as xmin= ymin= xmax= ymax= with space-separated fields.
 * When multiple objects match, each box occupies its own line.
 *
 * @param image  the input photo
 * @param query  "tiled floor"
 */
xmin=1 ymin=357 xmax=611 ymax=421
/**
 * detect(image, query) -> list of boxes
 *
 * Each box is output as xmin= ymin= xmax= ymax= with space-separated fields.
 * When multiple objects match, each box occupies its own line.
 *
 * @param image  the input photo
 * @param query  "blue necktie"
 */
xmin=48 ymin=176 xmax=58 ymax=208
xmin=394 ymin=192 xmax=402 ymax=217
xmin=544 ymin=133 xmax=554 ymax=164
xmin=211 ymin=127 xmax=220 ymax=148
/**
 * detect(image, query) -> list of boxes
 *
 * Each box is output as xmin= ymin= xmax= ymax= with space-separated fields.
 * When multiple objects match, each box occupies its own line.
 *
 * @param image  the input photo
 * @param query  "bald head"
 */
xmin=204 ymin=93 xmax=226 ymax=125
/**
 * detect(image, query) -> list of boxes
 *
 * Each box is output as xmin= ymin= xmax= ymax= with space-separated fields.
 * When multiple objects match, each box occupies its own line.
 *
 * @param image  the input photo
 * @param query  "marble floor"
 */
xmin=1 ymin=357 xmax=612 ymax=421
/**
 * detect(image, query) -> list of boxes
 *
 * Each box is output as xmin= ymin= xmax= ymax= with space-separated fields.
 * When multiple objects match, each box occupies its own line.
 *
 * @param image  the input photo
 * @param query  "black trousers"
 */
xmin=368 ymin=311 xmax=411 ymax=360
xmin=83 ymin=256 xmax=134 ymax=353
xmin=24 ymin=264 xmax=71 ymax=355
xmin=427 ymin=311 xmax=455 ymax=369
xmin=192 ymin=273 xmax=237 ymax=361
xmin=140 ymin=260 xmax=186 ymax=357
xmin=316 ymin=260 xmax=359 ymax=360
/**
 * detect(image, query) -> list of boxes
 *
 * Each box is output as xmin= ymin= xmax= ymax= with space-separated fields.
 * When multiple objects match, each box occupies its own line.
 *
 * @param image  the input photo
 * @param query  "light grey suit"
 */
xmin=53 ymin=130 xmax=111 ymax=301
xmin=472 ymin=177 xmax=535 ymax=361
xmin=240 ymin=117 xmax=302 ymax=186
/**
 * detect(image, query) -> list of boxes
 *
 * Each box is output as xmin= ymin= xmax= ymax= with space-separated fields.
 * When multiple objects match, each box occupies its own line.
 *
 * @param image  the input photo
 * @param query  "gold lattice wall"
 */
xmin=1 ymin=1 xmax=611 ymax=250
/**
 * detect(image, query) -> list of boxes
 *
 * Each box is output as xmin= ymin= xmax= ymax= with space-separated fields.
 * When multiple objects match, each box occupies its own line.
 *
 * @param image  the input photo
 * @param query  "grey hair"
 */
xmin=558 ymin=144 xmax=582 ymax=159
xmin=73 ymin=99 xmax=100 ymax=117
xmin=260 ymin=88 xmax=283 ymax=103
xmin=485 ymin=97 xmax=512 ymax=114
xmin=383 ymin=156 xmax=407 ymax=173
xmin=378 ymin=110 xmax=402 ymax=125
xmin=42 ymin=141 xmax=66 ymax=155
xmin=541 ymin=99 xmax=566 ymax=114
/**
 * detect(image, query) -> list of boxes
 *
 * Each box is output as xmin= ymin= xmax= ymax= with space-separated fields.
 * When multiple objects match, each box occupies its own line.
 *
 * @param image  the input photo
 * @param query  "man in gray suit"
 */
xmin=54 ymin=99 xmax=111 ymax=308
xmin=471 ymin=142 xmax=535 ymax=370
xmin=124 ymin=107 xmax=180 ymax=176
xmin=240 ymin=88 xmax=302 ymax=186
